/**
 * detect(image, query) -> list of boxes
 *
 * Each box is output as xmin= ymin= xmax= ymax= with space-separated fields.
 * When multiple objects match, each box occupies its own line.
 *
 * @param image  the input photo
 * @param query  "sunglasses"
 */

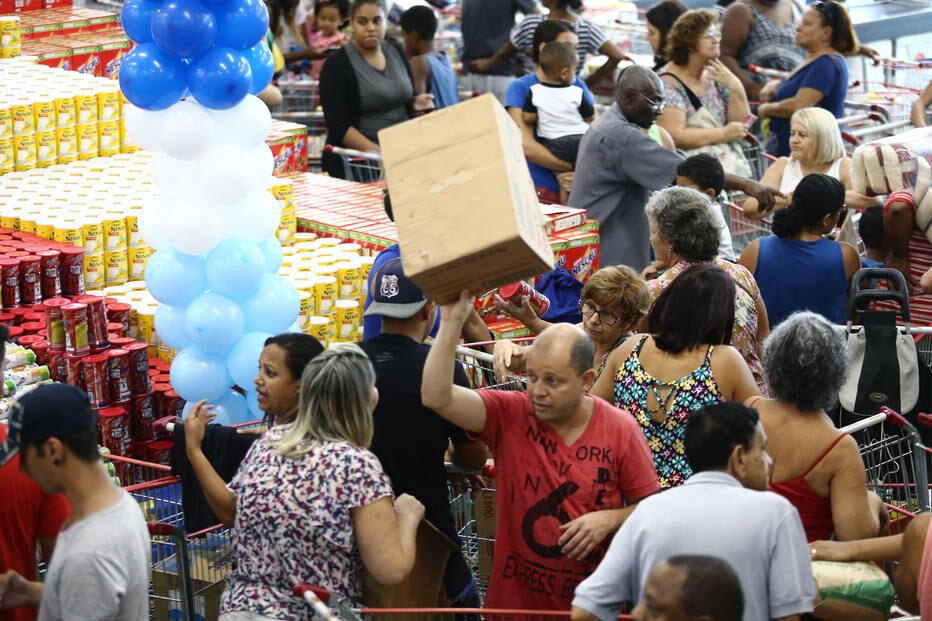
xmin=812 ymin=1 xmax=839 ymax=23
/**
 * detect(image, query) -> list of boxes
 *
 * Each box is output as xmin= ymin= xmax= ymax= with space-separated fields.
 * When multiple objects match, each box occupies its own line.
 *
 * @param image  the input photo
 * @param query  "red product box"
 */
xmin=291 ymin=131 xmax=308 ymax=172
xmin=42 ymin=0 xmax=72 ymax=10
xmin=267 ymin=136 xmax=294 ymax=176
xmin=0 ymin=0 xmax=41 ymax=13
xmin=61 ymin=38 xmax=102 ymax=75
xmin=550 ymin=228 xmax=600 ymax=284
xmin=21 ymin=40 xmax=73 ymax=70
xmin=540 ymin=204 xmax=588 ymax=236
xmin=484 ymin=317 xmax=532 ymax=340
xmin=98 ymin=36 xmax=130 ymax=79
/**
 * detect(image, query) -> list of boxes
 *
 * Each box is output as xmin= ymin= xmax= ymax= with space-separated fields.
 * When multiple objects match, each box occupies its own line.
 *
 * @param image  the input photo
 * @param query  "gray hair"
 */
xmin=267 ymin=343 xmax=376 ymax=459
xmin=763 ymin=312 xmax=848 ymax=412
xmin=645 ymin=186 xmax=720 ymax=262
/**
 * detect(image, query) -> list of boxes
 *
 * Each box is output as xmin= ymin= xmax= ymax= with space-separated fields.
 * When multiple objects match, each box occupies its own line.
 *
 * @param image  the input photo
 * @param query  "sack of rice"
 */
xmin=811 ymin=560 xmax=894 ymax=621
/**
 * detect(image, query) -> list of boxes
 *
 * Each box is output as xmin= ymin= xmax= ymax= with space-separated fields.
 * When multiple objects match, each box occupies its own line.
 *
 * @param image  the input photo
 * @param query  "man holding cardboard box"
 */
xmin=423 ymin=292 xmax=660 ymax=611
xmin=569 ymin=65 xmax=782 ymax=271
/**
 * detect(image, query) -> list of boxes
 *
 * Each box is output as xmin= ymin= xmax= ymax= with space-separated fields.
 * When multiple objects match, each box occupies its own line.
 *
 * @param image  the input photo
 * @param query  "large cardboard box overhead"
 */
xmin=379 ymin=94 xmax=555 ymax=302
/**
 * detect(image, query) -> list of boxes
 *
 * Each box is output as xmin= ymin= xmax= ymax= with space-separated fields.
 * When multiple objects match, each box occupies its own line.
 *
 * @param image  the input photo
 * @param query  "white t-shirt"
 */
xmin=275 ymin=1 xmax=309 ymax=54
xmin=39 ymin=491 xmax=151 ymax=621
xmin=522 ymin=82 xmax=594 ymax=140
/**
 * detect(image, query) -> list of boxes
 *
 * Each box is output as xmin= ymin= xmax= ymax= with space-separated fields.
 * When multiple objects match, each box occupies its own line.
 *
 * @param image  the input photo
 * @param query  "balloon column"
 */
xmin=120 ymin=0 xmax=300 ymax=424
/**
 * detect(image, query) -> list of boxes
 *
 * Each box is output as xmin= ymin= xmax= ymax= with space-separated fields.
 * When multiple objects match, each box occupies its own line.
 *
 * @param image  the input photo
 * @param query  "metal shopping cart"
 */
xmin=274 ymin=79 xmax=328 ymax=171
xmin=324 ymin=145 xmax=385 ymax=183
xmin=723 ymin=200 xmax=773 ymax=256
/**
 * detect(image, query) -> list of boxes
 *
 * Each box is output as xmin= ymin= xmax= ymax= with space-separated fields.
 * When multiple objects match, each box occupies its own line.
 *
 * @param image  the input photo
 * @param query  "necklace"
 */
xmin=596 ymin=332 xmax=632 ymax=380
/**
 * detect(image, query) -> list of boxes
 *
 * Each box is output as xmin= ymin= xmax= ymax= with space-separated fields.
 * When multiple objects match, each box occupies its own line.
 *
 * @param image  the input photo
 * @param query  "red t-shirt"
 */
xmin=0 ymin=423 xmax=71 ymax=621
xmin=476 ymin=390 xmax=659 ymax=611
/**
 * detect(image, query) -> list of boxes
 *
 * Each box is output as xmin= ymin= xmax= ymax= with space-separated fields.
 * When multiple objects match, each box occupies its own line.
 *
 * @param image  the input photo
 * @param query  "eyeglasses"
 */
xmin=704 ymin=28 xmax=722 ymax=41
xmin=630 ymin=90 xmax=666 ymax=113
xmin=579 ymin=300 xmax=622 ymax=326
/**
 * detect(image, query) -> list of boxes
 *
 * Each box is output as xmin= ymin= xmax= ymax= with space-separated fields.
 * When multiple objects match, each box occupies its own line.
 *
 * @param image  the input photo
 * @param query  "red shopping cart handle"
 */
xmin=918 ymin=412 xmax=932 ymax=428
xmin=293 ymin=585 xmax=331 ymax=604
xmin=147 ymin=522 xmax=180 ymax=537
xmin=880 ymin=406 xmax=908 ymax=429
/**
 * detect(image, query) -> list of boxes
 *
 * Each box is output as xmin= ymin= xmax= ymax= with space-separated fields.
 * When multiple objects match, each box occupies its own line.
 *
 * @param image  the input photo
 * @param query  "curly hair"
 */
xmin=763 ymin=311 xmax=847 ymax=412
xmin=665 ymin=8 xmax=718 ymax=66
xmin=581 ymin=266 xmax=651 ymax=329
xmin=645 ymin=186 xmax=720 ymax=262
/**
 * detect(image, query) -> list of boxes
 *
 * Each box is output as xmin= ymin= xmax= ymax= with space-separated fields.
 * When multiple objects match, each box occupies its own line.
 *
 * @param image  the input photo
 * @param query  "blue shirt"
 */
xmin=426 ymin=52 xmax=460 ymax=109
xmin=755 ymin=236 xmax=848 ymax=328
xmin=362 ymin=244 xmax=439 ymax=339
xmin=505 ymin=74 xmax=595 ymax=193
xmin=769 ymin=54 xmax=848 ymax=157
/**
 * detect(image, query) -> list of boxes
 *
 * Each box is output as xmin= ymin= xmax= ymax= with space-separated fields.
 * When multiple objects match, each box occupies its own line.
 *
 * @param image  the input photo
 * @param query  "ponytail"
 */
xmin=770 ymin=173 xmax=845 ymax=239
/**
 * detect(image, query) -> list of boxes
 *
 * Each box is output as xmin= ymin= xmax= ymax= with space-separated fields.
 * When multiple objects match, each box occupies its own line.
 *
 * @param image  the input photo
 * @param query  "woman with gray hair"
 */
xmin=215 ymin=343 xmax=425 ymax=619
xmin=644 ymin=186 xmax=769 ymax=390
xmin=748 ymin=311 xmax=882 ymax=543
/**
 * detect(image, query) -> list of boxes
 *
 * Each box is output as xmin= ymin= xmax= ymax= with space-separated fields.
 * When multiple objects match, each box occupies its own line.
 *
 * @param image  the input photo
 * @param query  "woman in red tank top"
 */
xmin=747 ymin=311 xmax=882 ymax=542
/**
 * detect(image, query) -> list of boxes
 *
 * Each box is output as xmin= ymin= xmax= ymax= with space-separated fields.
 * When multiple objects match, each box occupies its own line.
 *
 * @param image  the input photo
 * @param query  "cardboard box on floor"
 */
xmin=151 ymin=539 xmax=232 ymax=621
xmin=475 ymin=487 xmax=497 ymax=584
xmin=379 ymin=94 xmax=554 ymax=303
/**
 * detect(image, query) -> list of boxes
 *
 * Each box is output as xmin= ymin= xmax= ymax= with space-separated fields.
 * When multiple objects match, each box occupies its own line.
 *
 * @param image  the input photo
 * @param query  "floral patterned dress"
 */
xmin=221 ymin=427 xmax=393 ymax=619
xmin=613 ymin=336 xmax=724 ymax=489
xmin=648 ymin=259 xmax=766 ymax=392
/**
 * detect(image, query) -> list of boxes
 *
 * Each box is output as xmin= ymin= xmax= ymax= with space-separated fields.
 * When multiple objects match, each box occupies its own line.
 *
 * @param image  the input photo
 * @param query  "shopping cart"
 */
xmin=741 ymin=133 xmax=771 ymax=181
xmin=839 ymin=407 xmax=931 ymax=522
xmin=273 ymin=78 xmax=328 ymax=171
xmin=324 ymin=145 xmax=385 ymax=183
xmin=723 ymin=200 xmax=773 ymax=256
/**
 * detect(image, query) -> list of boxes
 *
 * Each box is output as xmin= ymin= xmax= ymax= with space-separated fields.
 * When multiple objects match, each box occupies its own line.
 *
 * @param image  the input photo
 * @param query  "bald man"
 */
xmin=423 ymin=292 xmax=660 ymax=612
xmin=569 ymin=65 xmax=781 ymax=271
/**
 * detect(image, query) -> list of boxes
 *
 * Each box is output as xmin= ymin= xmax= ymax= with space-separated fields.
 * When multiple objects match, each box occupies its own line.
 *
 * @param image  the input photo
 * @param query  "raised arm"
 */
xmin=911 ymin=80 xmax=932 ymax=127
xmin=422 ymin=291 xmax=490 ymax=434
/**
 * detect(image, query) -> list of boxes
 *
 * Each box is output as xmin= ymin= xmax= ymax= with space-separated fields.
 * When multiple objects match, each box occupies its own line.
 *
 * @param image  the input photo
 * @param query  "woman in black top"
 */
xmin=319 ymin=0 xmax=434 ymax=178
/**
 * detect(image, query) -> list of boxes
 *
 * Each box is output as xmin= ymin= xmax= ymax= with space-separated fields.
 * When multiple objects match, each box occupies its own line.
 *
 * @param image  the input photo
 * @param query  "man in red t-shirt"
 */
xmin=423 ymin=292 xmax=660 ymax=611
xmin=0 ymin=422 xmax=71 ymax=621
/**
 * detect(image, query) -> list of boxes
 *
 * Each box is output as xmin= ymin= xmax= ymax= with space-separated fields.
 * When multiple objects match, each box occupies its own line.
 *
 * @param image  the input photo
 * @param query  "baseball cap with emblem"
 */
xmin=0 ymin=383 xmax=96 ymax=467
xmin=363 ymin=258 xmax=430 ymax=319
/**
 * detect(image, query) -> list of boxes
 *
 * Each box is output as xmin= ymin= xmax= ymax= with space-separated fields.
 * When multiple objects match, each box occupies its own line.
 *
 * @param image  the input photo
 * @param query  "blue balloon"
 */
xmin=257 ymin=236 xmax=282 ymax=274
xmin=170 ymin=346 xmax=232 ymax=402
xmin=226 ymin=330 xmax=271 ymax=388
xmin=121 ymin=0 xmax=160 ymax=44
xmin=240 ymin=274 xmax=300 ymax=333
xmin=145 ymin=246 xmax=207 ymax=306
xmin=187 ymin=47 xmax=252 ymax=110
xmin=154 ymin=303 xmax=192 ymax=350
xmin=243 ymin=40 xmax=274 ymax=95
xmin=286 ymin=322 xmax=302 ymax=333
xmin=205 ymin=237 xmax=265 ymax=297
xmin=184 ymin=292 xmax=246 ymax=354
xmin=151 ymin=0 xmax=217 ymax=60
xmin=246 ymin=388 xmax=262 ymax=419
xmin=182 ymin=399 xmax=233 ymax=425
xmin=119 ymin=43 xmax=188 ymax=111
xmin=215 ymin=390 xmax=251 ymax=424
xmin=212 ymin=0 xmax=269 ymax=50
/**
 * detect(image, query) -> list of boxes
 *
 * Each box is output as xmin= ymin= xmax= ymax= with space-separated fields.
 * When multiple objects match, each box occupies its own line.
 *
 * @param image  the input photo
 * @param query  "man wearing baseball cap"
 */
xmin=0 ymin=384 xmax=150 ymax=620
xmin=360 ymin=258 xmax=486 ymax=610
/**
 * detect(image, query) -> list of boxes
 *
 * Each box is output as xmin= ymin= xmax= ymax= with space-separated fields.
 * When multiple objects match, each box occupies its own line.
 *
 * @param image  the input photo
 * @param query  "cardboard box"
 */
xmin=550 ymin=228 xmax=600 ymax=284
xmin=474 ymin=488 xmax=497 ymax=583
xmin=151 ymin=538 xmax=232 ymax=621
xmin=380 ymin=93 xmax=554 ymax=302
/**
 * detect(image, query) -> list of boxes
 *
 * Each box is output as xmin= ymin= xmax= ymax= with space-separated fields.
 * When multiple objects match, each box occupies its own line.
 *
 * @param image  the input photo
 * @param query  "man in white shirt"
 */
xmin=0 ymin=384 xmax=150 ymax=621
xmin=572 ymin=402 xmax=815 ymax=621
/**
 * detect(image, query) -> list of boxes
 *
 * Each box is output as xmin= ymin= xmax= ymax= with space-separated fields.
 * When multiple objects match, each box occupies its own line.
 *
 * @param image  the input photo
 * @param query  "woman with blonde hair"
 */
xmin=656 ymin=8 xmax=753 ymax=176
xmin=492 ymin=266 xmax=650 ymax=381
xmin=189 ymin=344 xmax=424 ymax=620
xmin=743 ymin=107 xmax=879 ymax=217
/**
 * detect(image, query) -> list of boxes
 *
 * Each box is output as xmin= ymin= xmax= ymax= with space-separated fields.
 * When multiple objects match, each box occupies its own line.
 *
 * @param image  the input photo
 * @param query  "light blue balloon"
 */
xmin=182 ymin=399 xmax=233 ymax=426
xmin=257 ymin=236 xmax=282 ymax=274
xmin=215 ymin=390 xmax=251 ymax=424
xmin=205 ymin=237 xmax=265 ymax=297
xmin=212 ymin=0 xmax=269 ymax=50
xmin=154 ymin=303 xmax=192 ymax=350
xmin=240 ymin=274 xmax=300 ymax=334
xmin=226 ymin=330 xmax=271 ymax=388
xmin=184 ymin=292 xmax=245 ymax=354
xmin=246 ymin=388 xmax=262 ymax=418
xmin=286 ymin=322 xmax=302 ymax=333
xmin=118 ymin=43 xmax=188 ymax=111
xmin=151 ymin=0 xmax=217 ymax=60
xmin=187 ymin=46 xmax=252 ymax=110
xmin=145 ymin=247 xmax=207 ymax=306
xmin=121 ymin=0 xmax=160 ymax=44
xmin=170 ymin=346 xmax=232 ymax=402
xmin=243 ymin=40 xmax=274 ymax=95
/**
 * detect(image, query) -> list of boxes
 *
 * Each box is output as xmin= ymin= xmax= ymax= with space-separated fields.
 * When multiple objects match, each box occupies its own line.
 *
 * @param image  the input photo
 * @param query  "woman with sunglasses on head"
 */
xmin=655 ymin=9 xmax=753 ymax=176
xmin=492 ymin=266 xmax=650 ymax=383
xmin=756 ymin=0 xmax=857 ymax=157
xmin=590 ymin=264 xmax=760 ymax=490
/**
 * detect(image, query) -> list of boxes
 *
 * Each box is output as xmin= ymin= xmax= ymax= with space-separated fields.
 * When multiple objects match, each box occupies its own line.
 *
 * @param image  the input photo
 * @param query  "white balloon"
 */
xmin=166 ymin=202 xmax=225 ymax=256
xmin=151 ymin=152 xmax=199 ymax=195
xmin=197 ymin=144 xmax=260 ymax=205
xmin=138 ymin=196 xmax=172 ymax=249
xmin=212 ymin=95 xmax=272 ymax=149
xmin=160 ymin=100 xmax=217 ymax=161
xmin=225 ymin=189 xmax=280 ymax=242
xmin=251 ymin=144 xmax=274 ymax=189
xmin=124 ymin=104 xmax=164 ymax=152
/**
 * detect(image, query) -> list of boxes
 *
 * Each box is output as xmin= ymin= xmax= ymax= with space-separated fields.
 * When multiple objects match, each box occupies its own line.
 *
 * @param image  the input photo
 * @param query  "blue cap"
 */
xmin=0 ymin=383 xmax=96 ymax=466
xmin=363 ymin=258 xmax=429 ymax=319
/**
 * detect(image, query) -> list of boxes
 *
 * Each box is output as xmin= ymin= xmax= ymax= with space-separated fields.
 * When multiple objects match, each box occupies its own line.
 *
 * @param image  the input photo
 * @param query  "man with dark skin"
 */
xmin=633 ymin=556 xmax=744 ymax=621
xmin=570 ymin=65 xmax=783 ymax=271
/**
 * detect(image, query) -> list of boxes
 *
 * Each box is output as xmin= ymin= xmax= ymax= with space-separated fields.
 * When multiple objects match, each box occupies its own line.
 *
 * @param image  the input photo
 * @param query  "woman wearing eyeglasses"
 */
xmin=756 ymin=0 xmax=858 ymax=157
xmin=655 ymin=9 xmax=753 ymax=176
xmin=590 ymin=264 xmax=760 ymax=489
xmin=492 ymin=266 xmax=650 ymax=383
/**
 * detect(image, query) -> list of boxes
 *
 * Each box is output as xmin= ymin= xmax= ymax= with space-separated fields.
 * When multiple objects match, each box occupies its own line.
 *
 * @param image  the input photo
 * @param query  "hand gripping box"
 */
xmin=379 ymin=93 xmax=554 ymax=303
